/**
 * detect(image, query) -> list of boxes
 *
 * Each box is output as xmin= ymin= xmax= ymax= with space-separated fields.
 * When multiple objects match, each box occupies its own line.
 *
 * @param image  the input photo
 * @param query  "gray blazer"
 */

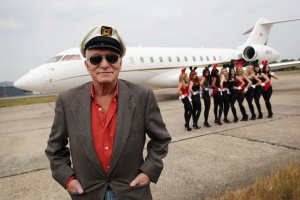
xmin=45 ymin=79 xmax=171 ymax=200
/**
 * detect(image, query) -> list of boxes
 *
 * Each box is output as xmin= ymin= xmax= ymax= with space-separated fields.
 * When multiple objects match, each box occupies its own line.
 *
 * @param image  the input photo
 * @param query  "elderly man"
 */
xmin=45 ymin=25 xmax=171 ymax=200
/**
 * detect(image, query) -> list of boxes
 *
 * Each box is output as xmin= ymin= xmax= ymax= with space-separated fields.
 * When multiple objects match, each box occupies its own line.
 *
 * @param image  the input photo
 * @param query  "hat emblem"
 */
xmin=101 ymin=26 xmax=113 ymax=37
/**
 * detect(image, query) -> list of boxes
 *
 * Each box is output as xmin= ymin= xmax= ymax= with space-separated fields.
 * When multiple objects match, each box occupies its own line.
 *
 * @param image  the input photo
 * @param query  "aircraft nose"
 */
xmin=14 ymin=69 xmax=45 ymax=92
xmin=14 ymin=74 xmax=33 ymax=91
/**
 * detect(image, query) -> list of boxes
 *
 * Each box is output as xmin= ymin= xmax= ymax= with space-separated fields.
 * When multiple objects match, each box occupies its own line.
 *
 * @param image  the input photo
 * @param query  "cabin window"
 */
xmin=219 ymin=56 xmax=222 ymax=61
xmin=213 ymin=56 xmax=216 ymax=61
xmin=200 ymin=56 xmax=203 ymax=61
xmin=184 ymin=56 xmax=188 ymax=62
xmin=62 ymin=55 xmax=81 ymax=61
xmin=150 ymin=57 xmax=154 ymax=63
xmin=129 ymin=57 xmax=134 ymax=64
xmin=159 ymin=57 xmax=163 ymax=62
xmin=206 ymin=56 xmax=209 ymax=61
xmin=46 ymin=56 xmax=63 ymax=63
xmin=177 ymin=56 xmax=180 ymax=62
xmin=168 ymin=56 xmax=172 ymax=62
xmin=192 ymin=56 xmax=196 ymax=61
xmin=140 ymin=57 xmax=144 ymax=63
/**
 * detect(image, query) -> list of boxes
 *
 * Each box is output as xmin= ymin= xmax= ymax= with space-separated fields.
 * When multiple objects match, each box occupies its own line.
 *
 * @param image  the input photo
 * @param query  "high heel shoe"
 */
xmin=203 ymin=122 xmax=211 ymax=128
xmin=233 ymin=117 xmax=238 ymax=123
xmin=223 ymin=119 xmax=231 ymax=124
xmin=241 ymin=114 xmax=248 ymax=121
xmin=193 ymin=124 xmax=200 ymax=129
xmin=250 ymin=114 xmax=256 ymax=120
xmin=185 ymin=124 xmax=192 ymax=131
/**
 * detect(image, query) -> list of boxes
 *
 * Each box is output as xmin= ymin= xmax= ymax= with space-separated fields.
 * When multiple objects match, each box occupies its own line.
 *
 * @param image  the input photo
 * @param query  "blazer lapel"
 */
xmin=108 ymin=80 xmax=135 ymax=175
xmin=72 ymin=82 xmax=105 ymax=176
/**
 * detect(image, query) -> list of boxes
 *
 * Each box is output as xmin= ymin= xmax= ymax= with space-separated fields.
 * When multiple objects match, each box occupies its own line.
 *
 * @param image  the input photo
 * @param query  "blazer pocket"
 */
xmin=120 ymin=183 xmax=152 ymax=200
xmin=68 ymin=184 xmax=103 ymax=200
xmin=68 ymin=191 xmax=83 ymax=196
xmin=129 ymin=182 xmax=150 ymax=190
xmin=69 ymin=192 xmax=83 ymax=200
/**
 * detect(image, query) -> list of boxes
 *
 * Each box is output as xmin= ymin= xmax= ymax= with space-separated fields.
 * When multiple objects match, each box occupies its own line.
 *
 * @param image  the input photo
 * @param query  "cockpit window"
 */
xmin=62 ymin=55 xmax=81 ymax=61
xmin=46 ymin=56 xmax=63 ymax=63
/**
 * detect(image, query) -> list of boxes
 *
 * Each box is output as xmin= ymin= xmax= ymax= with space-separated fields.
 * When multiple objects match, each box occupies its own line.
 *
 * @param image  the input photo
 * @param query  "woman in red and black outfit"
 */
xmin=177 ymin=68 xmax=193 ymax=131
xmin=236 ymin=62 xmax=251 ymax=121
xmin=253 ymin=62 xmax=269 ymax=119
xmin=200 ymin=67 xmax=212 ymax=127
xmin=244 ymin=64 xmax=262 ymax=120
xmin=262 ymin=60 xmax=279 ymax=118
xmin=220 ymin=66 xmax=231 ymax=123
xmin=228 ymin=66 xmax=243 ymax=122
xmin=189 ymin=69 xmax=201 ymax=129
xmin=211 ymin=65 xmax=223 ymax=125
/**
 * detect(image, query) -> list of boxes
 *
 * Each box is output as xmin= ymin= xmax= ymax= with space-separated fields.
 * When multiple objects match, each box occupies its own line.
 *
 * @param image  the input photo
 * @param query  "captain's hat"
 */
xmin=80 ymin=25 xmax=126 ymax=58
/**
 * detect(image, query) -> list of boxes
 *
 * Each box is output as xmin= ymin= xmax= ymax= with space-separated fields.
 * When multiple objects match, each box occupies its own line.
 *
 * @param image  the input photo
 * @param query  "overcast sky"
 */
xmin=0 ymin=0 xmax=299 ymax=82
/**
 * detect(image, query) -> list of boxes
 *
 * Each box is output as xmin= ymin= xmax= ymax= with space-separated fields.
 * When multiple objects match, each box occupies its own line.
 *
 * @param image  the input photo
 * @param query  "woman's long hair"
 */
xmin=262 ymin=64 xmax=272 ymax=79
xmin=228 ymin=68 xmax=236 ymax=80
xmin=236 ymin=66 xmax=244 ymax=76
xmin=189 ymin=71 xmax=199 ymax=84
xmin=220 ymin=67 xmax=228 ymax=79
xmin=254 ymin=65 xmax=261 ymax=75
xmin=179 ymin=73 xmax=187 ymax=84
xmin=262 ymin=65 xmax=271 ymax=74
xmin=202 ymin=68 xmax=211 ymax=82
xmin=245 ymin=64 xmax=254 ymax=76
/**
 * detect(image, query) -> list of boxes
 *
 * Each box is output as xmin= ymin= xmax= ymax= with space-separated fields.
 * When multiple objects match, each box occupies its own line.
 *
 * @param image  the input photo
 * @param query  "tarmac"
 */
xmin=0 ymin=72 xmax=300 ymax=200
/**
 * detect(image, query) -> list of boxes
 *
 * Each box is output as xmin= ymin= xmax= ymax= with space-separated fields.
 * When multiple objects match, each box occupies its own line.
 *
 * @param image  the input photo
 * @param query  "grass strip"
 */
xmin=0 ymin=95 xmax=56 ymax=108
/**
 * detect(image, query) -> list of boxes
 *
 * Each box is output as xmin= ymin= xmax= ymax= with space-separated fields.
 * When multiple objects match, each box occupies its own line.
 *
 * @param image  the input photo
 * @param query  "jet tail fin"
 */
xmin=243 ymin=18 xmax=300 ymax=46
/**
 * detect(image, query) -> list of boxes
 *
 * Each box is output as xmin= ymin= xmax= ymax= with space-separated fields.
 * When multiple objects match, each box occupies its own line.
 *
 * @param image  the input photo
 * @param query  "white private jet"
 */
xmin=14 ymin=18 xmax=300 ymax=93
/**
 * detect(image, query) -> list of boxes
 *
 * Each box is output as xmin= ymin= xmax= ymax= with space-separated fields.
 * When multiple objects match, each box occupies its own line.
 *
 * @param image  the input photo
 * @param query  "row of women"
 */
xmin=177 ymin=60 xmax=278 ymax=131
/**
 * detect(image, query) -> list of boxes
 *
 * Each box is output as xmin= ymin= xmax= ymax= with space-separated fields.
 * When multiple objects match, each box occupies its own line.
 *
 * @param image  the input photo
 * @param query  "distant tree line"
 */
xmin=280 ymin=58 xmax=300 ymax=62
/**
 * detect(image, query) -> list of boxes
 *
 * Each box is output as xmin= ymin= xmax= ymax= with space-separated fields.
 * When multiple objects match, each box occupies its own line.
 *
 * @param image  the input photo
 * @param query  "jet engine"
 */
xmin=242 ymin=44 xmax=279 ymax=63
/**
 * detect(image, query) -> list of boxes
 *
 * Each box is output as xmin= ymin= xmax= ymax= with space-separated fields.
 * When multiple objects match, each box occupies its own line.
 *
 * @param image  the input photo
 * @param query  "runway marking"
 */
xmin=47 ymin=102 xmax=55 ymax=110
xmin=216 ymin=133 xmax=300 ymax=151
xmin=0 ymin=168 xmax=48 ymax=179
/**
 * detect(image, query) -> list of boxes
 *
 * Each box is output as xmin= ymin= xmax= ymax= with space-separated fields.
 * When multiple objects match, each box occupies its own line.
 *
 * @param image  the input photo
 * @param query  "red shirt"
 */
xmin=91 ymin=82 xmax=118 ymax=174
xmin=66 ymin=82 xmax=118 ymax=188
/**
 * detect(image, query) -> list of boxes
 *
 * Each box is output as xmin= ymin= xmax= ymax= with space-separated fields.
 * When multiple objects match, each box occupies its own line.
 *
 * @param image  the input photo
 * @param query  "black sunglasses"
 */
xmin=87 ymin=54 xmax=120 ymax=65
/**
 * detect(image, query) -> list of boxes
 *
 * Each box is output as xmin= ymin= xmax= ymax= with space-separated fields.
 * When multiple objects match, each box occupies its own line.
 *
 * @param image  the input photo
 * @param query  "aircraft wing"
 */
xmin=269 ymin=60 xmax=300 ymax=70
